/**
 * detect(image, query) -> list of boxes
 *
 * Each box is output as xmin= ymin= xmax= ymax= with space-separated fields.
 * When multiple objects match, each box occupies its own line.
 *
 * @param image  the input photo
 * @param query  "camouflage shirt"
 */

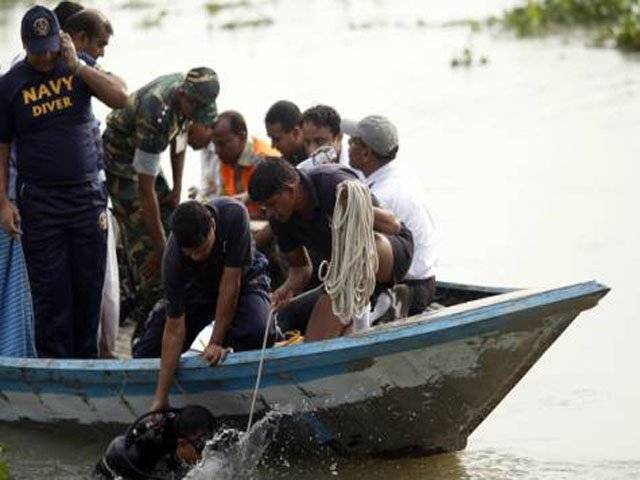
xmin=102 ymin=73 xmax=188 ymax=165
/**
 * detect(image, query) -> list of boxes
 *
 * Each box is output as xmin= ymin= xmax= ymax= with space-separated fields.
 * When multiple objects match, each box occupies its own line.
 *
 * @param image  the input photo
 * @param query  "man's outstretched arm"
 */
xmin=151 ymin=314 xmax=186 ymax=411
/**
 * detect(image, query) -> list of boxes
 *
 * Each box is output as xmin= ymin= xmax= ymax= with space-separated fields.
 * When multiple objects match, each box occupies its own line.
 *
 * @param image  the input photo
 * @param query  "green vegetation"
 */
xmin=220 ymin=17 xmax=273 ymax=30
xmin=119 ymin=0 xmax=154 ymax=10
xmin=0 ymin=444 xmax=9 ymax=480
xmin=137 ymin=9 xmax=168 ymax=29
xmin=442 ymin=18 xmax=483 ymax=32
xmin=500 ymin=0 xmax=640 ymax=51
xmin=204 ymin=0 xmax=250 ymax=16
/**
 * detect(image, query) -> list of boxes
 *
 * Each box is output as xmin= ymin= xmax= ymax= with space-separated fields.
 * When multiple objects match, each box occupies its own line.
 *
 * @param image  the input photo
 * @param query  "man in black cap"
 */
xmin=102 ymin=67 xmax=220 ymax=329
xmin=0 ymin=5 xmax=128 ymax=358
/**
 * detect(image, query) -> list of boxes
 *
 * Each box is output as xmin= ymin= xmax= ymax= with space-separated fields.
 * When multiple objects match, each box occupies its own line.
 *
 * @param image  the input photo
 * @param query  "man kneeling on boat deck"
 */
xmin=248 ymin=158 xmax=414 ymax=341
xmin=132 ymin=199 xmax=275 ymax=410
xmin=94 ymin=405 xmax=215 ymax=479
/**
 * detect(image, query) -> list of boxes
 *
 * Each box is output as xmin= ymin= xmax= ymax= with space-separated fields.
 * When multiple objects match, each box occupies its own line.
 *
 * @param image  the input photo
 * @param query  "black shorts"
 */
xmin=386 ymin=223 xmax=414 ymax=284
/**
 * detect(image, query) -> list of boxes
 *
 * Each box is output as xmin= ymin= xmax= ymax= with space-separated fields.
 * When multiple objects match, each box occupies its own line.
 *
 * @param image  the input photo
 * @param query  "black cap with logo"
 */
xmin=21 ymin=5 xmax=61 ymax=54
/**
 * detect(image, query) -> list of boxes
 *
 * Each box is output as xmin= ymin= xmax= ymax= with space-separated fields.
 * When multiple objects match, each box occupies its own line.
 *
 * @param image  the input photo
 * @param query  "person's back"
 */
xmin=366 ymin=162 xmax=436 ymax=282
xmin=103 ymin=73 xmax=185 ymax=166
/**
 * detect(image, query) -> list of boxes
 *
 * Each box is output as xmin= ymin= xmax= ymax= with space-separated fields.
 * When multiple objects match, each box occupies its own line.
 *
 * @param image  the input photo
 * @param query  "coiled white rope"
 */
xmin=318 ymin=180 xmax=378 ymax=325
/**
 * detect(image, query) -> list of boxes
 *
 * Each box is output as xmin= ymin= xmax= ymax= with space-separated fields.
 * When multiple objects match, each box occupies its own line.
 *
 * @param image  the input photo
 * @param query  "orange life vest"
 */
xmin=219 ymin=137 xmax=279 ymax=216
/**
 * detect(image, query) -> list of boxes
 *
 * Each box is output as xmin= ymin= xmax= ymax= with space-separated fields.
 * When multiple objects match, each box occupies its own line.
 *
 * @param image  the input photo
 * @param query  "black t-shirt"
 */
xmin=163 ymin=198 xmax=253 ymax=318
xmin=0 ymin=57 xmax=99 ymax=185
xmin=269 ymin=164 xmax=366 ymax=261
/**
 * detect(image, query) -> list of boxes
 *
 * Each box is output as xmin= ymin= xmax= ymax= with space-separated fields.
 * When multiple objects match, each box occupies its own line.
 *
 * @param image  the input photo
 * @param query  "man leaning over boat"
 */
xmin=131 ymin=200 xmax=274 ymax=411
xmin=248 ymin=158 xmax=414 ymax=341
xmin=101 ymin=66 xmax=220 ymax=334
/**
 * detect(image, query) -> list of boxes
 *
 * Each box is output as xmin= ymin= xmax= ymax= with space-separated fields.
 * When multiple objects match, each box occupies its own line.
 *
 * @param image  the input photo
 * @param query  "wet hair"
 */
xmin=64 ymin=9 xmax=113 ymax=38
xmin=170 ymin=201 xmax=214 ymax=250
xmin=216 ymin=110 xmax=247 ymax=137
xmin=53 ymin=1 xmax=84 ymax=27
xmin=301 ymin=104 xmax=341 ymax=136
xmin=175 ymin=405 xmax=216 ymax=439
xmin=265 ymin=100 xmax=302 ymax=132
xmin=248 ymin=157 xmax=298 ymax=203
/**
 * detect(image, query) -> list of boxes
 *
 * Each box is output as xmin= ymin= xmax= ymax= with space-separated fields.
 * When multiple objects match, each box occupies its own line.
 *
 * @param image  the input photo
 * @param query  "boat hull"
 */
xmin=0 ymin=281 xmax=609 ymax=456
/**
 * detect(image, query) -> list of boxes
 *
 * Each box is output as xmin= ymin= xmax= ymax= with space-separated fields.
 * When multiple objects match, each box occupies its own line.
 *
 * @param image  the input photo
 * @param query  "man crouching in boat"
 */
xmin=94 ymin=405 xmax=215 ymax=479
xmin=132 ymin=199 xmax=275 ymax=411
xmin=248 ymin=158 xmax=414 ymax=340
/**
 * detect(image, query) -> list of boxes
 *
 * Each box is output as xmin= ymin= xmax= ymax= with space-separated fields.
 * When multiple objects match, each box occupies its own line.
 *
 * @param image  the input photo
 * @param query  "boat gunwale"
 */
xmin=0 ymin=280 xmax=609 ymax=378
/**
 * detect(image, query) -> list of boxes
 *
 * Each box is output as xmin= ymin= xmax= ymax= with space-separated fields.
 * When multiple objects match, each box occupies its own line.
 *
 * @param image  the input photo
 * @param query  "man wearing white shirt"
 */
xmin=344 ymin=115 xmax=437 ymax=316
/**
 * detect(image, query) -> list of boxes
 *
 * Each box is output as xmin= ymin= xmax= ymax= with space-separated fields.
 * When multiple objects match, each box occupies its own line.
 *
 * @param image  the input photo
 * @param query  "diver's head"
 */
xmin=175 ymin=405 xmax=216 ymax=465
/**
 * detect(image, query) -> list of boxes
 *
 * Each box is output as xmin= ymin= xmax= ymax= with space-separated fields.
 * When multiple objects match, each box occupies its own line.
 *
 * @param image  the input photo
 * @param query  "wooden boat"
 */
xmin=0 ymin=280 xmax=609 ymax=457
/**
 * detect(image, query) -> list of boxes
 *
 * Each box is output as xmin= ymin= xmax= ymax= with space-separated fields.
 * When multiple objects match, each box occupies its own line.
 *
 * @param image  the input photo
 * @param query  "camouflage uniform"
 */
xmin=102 ymin=69 xmax=219 ymax=327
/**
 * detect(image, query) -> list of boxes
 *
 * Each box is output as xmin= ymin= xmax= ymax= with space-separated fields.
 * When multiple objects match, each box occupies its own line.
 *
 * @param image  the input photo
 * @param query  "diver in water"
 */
xmin=94 ymin=405 xmax=216 ymax=479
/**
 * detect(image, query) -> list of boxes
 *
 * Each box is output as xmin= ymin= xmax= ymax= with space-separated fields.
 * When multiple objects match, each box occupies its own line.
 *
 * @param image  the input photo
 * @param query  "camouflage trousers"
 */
xmin=105 ymin=161 xmax=174 ymax=328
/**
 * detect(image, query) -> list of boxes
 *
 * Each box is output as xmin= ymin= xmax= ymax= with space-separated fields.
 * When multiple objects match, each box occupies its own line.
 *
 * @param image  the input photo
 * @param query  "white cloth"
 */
xmin=98 ymin=210 xmax=120 ymax=358
xmin=199 ymin=142 xmax=220 ymax=201
xmin=296 ymin=137 xmax=352 ymax=170
xmin=297 ymin=139 xmax=364 ymax=180
xmin=366 ymin=162 xmax=437 ymax=280
xmin=338 ymin=136 xmax=350 ymax=166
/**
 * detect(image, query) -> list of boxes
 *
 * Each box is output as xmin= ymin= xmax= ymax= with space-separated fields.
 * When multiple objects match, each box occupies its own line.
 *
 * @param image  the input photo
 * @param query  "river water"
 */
xmin=1 ymin=0 xmax=639 ymax=478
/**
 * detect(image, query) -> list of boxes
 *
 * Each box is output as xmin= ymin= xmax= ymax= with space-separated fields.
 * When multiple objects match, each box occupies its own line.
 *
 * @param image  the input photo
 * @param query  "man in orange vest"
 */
xmin=199 ymin=110 xmax=279 ymax=217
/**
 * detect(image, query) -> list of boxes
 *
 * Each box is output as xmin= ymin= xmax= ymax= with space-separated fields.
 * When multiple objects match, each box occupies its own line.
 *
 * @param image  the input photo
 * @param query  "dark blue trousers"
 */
xmin=18 ymin=179 xmax=108 ymax=358
xmin=132 ymin=291 xmax=274 ymax=358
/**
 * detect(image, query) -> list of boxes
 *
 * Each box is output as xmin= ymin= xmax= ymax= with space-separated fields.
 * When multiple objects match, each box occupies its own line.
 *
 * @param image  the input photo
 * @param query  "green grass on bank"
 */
xmin=0 ymin=444 xmax=9 ymax=480
xmin=500 ymin=0 xmax=640 ymax=50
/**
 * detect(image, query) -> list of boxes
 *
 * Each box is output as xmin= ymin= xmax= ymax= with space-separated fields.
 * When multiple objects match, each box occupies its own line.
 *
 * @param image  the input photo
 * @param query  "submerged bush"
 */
xmin=0 ymin=444 xmax=9 ymax=480
xmin=500 ymin=0 xmax=640 ymax=50
xmin=615 ymin=13 xmax=640 ymax=49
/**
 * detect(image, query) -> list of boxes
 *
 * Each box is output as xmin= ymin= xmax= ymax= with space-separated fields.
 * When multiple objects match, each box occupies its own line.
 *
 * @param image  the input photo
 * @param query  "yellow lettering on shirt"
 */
xmin=22 ymin=87 xmax=37 ymax=105
xmin=31 ymin=96 xmax=73 ymax=118
xmin=37 ymin=83 xmax=52 ymax=100
xmin=24 ymin=74 xmax=76 ymax=117
xmin=60 ymin=75 xmax=73 ymax=91
xmin=22 ymin=75 xmax=74 ymax=106
xmin=48 ymin=78 xmax=63 ymax=95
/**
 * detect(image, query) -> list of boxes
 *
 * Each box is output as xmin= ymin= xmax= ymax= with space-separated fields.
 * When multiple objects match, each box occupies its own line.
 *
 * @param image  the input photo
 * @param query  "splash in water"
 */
xmin=184 ymin=411 xmax=281 ymax=480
